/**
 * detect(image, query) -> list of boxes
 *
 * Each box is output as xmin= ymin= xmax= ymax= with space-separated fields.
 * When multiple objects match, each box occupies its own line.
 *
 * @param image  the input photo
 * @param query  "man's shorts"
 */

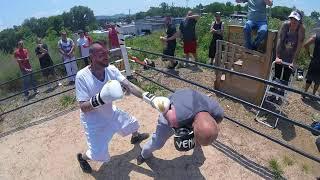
xmin=84 ymin=107 xmax=140 ymax=162
xmin=183 ymin=41 xmax=197 ymax=54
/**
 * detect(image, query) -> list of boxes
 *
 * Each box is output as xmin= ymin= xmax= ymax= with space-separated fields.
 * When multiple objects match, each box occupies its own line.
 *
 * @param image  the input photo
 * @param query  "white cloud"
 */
xmin=31 ymin=10 xmax=62 ymax=19
xmin=0 ymin=19 xmax=6 ymax=31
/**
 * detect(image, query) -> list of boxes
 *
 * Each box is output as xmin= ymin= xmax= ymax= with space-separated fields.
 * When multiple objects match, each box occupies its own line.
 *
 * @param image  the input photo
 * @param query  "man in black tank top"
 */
xmin=209 ymin=12 xmax=224 ymax=65
xmin=303 ymin=33 xmax=320 ymax=96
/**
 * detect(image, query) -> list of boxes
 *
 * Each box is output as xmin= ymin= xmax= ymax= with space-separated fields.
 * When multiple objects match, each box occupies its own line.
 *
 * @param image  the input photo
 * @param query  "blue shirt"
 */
xmin=247 ymin=0 xmax=267 ymax=22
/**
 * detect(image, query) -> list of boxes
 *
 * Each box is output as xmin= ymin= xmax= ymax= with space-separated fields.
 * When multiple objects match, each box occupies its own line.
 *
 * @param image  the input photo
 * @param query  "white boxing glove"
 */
xmin=90 ymin=80 xmax=124 ymax=108
xmin=142 ymin=92 xmax=170 ymax=114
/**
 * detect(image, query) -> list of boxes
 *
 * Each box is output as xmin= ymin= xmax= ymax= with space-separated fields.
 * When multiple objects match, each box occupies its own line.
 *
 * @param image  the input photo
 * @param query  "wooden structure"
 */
xmin=214 ymin=25 xmax=278 ymax=105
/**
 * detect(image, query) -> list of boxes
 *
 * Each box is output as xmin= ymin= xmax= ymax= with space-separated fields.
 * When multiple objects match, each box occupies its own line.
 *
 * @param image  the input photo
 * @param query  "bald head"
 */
xmin=89 ymin=42 xmax=109 ymax=67
xmin=192 ymin=112 xmax=219 ymax=146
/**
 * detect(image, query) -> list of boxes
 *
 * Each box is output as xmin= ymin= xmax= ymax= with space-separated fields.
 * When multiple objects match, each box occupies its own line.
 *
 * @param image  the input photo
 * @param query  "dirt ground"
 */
xmin=0 ymin=95 xmax=319 ymax=180
xmin=0 ymin=59 xmax=320 ymax=179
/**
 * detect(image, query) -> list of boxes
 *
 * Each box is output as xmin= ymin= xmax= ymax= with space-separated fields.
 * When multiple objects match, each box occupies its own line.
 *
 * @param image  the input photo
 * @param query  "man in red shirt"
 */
xmin=14 ymin=40 xmax=38 ymax=100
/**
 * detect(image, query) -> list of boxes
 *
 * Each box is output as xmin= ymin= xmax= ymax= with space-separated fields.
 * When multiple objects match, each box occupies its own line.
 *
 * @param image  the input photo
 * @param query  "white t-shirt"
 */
xmin=75 ymin=65 xmax=126 ymax=128
xmin=58 ymin=38 xmax=74 ymax=55
xmin=77 ymin=37 xmax=90 ymax=57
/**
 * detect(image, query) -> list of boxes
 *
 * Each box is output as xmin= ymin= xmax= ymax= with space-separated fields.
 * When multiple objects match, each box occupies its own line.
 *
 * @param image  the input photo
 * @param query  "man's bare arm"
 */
xmin=187 ymin=14 xmax=200 ymax=20
xmin=304 ymin=34 xmax=316 ymax=58
xmin=166 ymin=31 xmax=180 ymax=41
xmin=120 ymin=79 xmax=144 ymax=98
xmin=79 ymin=101 xmax=94 ymax=113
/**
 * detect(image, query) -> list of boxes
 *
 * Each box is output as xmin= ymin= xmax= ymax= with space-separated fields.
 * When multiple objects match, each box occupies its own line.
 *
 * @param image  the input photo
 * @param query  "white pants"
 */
xmin=63 ymin=56 xmax=78 ymax=82
xmin=84 ymin=108 xmax=140 ymax=162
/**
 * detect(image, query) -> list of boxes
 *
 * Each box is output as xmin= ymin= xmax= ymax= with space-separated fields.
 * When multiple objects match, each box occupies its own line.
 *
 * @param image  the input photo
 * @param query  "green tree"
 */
xmin=224 ymin=2 xmax=235 ymax=16
xmin=47 ymin=15 xmax=64 ymax=34
xmin=310 ymin=11 xmax=320 ymax=20
xmin=271 ymin=6 xmax=292 ymax=20
xmin=160 ymin=2 xmax=169 ymax=14
xmin=206 ymin=2 xmax=225 ymax=14
xmin=68 ymin=6 xmax=97 ymax=31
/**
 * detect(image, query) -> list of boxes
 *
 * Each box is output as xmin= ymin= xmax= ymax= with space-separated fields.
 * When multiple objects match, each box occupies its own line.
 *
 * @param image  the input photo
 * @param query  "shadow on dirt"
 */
xmin=212 ymin=141 xmax=277 ymax=180
xmin=91 ymin=144 xmax=206 ymax=180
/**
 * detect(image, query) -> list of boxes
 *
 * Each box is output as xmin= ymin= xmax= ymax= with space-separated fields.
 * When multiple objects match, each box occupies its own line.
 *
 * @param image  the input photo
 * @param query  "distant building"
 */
xmin=120 ymin=24 xmax=137 ymax=35
xmin=230 ymin=11 xmax=248 ymax=20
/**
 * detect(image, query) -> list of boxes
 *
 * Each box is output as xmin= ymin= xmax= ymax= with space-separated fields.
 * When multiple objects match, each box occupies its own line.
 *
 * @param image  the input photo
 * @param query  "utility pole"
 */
xmin=186 ymin=0 xmax=189 ymax=8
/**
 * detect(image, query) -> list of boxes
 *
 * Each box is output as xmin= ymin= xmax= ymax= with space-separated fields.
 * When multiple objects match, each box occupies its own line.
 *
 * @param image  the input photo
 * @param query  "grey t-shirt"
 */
xmin=277 ymin=21 xmax=299 ymax=63
xmin=247 ymin=0 xmax=267 ymax=22
xmin=169 ymin=88 xmax=224 ymax=127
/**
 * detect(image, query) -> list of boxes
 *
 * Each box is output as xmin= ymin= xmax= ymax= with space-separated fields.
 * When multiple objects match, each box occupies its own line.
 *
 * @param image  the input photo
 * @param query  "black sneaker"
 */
xmin=130 ymin=133 xmax=149 ymax=144
xmin=136 ymin=154 xmax=146 ymax=165
xmin=77 ymin=153 xmax=92 ymax=174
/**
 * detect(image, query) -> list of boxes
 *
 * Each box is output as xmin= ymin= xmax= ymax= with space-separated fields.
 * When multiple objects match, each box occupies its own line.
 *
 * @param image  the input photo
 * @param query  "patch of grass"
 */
xmin=312 ymin=113 xmax=320 ymax=121
xmin=282 ymin=156 xmax=294 ymax=166
xmin=268 ymin=158 xmax=284 ymax=179
xmin=59 ymin=95 xmax=76 ymax=108
xmin=301 ymin=163 xmax=310 ymax=174
xmin=143 ymin=83 xmax=162 ymax=94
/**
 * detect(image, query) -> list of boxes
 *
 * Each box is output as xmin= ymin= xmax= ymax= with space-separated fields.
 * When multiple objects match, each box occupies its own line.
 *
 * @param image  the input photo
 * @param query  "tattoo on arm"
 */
xmin=79 ymin=101 xmax=94 ymax=113
xmin=121 ymin=79 xmax=144 ymax=98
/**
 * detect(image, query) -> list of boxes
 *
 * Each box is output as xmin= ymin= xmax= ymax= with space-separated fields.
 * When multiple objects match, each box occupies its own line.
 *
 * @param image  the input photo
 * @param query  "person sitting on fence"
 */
xmin=235 ymin=0 xmax=273 ymax=51
xmin=35 ymin=38 xmax=62 ymax=91
xmin=274 ymin=11 xmax=305 ymax=86
xmin=303 ymin=33 xmax=320 ymax=98
xmin=209 ymin=12 xmax=224 ymax=65
xmin=14 ymin=40 xmax=39 ymax=101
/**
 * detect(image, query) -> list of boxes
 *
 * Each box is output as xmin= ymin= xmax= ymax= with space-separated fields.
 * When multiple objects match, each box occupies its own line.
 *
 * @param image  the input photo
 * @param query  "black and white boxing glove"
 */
xmin=142 ymin=92 xmax=170 ymax=114
xmin=90 ymin=80 xmax=124 ymax=108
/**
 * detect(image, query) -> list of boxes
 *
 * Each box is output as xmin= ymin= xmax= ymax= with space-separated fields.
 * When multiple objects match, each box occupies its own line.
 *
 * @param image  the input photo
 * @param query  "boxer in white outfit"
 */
xmin=75 ymin=41 xmax=149 ymax=173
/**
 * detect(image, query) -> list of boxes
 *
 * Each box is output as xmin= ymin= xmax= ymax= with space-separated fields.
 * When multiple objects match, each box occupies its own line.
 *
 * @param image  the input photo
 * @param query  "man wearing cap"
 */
xmin=136 ymin=88 xmax=224 ymax=165
xmin=58 ymin=31 xmax=78 ymax=85
xmin=274 ymin=11 xmax=305 ymax=83
xmin=77 ymin=30 xmax=90 ymax=66
xmin=236 ymin=0 xmax=273 ymax=51
xmin=209 ymin=12 xmax=224 ymax=65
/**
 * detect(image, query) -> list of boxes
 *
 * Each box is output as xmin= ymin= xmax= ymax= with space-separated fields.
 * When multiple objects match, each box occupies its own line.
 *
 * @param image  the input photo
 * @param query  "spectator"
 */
xmin=77 ymin=30 xmax=90 ymax=66
xmin=84 ymin=31 xmax=93 ymax=45
xmin=14 ymin=40 xmax=38 ymax=100
xmin=108 ymin=24 xmax=120 ymax=49
xmin=179 ymin=11 xmax=200 ymax=66
xmin=209 ymin=12 xmax=224 ymax=65
xmin=160 ymin=16 xmax=178 ymax=69
xmin=274 ymin=11 xmax=305 ymax=84
xmin=236 ymin=0 xmax=273 ymax=50
xmin=58 ymin=31 xmax=78 ymax=85
xmin=303 ymin=33 xmax=320 ymax=97
xmin=35 ymin=38 xmax=62 ymax=91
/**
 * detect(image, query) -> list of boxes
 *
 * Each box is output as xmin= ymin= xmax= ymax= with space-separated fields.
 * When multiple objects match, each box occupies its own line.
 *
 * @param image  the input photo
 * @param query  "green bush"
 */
xmin=59 ymin=95 xmax=76 ymax=108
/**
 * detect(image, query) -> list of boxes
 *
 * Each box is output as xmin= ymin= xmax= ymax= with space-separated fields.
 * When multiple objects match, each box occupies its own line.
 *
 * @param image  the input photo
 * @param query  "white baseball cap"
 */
xmin=288 ymin=11 xmax=301 ymax=21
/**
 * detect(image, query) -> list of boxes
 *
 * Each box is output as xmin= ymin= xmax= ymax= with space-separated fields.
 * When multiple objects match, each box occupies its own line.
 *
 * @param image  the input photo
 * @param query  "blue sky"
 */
xmin=0 ymin=0 xmax=319 ymax=30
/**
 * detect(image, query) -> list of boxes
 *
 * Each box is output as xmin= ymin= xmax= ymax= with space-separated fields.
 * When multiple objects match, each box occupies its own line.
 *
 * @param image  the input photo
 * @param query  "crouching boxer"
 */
xmin=137 ymin=88 xmax=224 ymax=165
xmin=75 ymin=41 xmax=149 ymax=173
